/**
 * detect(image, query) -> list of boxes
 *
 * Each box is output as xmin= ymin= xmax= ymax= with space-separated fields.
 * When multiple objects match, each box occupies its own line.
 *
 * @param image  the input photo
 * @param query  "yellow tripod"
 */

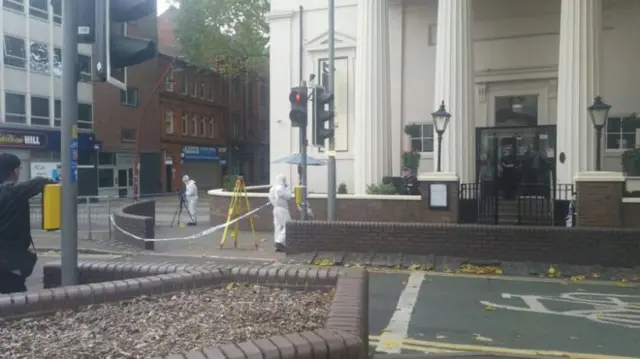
xmin=220 ymin=176 xmax=258 ymax=249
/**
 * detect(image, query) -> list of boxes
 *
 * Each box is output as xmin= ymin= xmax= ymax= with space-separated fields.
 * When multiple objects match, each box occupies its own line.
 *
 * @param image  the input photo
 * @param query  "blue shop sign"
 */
xmin=0 ymin=127 xmax=95 ymax=151
xmin=182 ymin=146 xmax=219 ymax=161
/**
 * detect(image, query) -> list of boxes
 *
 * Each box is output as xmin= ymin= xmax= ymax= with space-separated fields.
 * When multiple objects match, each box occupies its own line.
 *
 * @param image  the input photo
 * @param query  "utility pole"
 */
xmin=327 ymin=0 xmax=336 ymax=221
xmin=61 ymin=0 xmax=79 ymax=286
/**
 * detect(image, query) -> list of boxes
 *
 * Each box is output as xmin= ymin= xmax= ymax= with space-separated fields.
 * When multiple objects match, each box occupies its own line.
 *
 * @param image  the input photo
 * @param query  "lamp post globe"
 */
xmin=431 ymin=101 xmax=451 ymax=172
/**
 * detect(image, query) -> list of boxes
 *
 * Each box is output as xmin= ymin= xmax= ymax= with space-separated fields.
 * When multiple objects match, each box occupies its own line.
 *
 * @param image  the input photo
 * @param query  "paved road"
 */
xmin=371 ymin=272 xmax=640 ymax=358
xmin=24 ymin=253 xmax=640 ymax=358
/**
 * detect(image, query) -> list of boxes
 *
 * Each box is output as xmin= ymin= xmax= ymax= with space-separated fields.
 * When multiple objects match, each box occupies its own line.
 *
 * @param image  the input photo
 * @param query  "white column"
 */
xmin=556 ymin=0 xmax=602 ymax=184
xmin=353 ymin=0 xmax=392 ymax=195
xmin=432 ymin=0 xmax=475 ymax=183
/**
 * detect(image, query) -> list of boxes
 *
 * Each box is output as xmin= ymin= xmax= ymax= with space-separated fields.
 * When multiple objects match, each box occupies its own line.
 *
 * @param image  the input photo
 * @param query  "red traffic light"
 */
xmin=289 ymin=87 xmax=307 ymax=104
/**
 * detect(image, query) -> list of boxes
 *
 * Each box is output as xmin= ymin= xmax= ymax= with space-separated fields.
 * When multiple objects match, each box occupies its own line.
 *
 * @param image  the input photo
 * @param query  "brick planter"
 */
xmin=112 ymin=200 xmax=156 ymax=250
xmin=0 ymin=261 xmax=369 ymax=359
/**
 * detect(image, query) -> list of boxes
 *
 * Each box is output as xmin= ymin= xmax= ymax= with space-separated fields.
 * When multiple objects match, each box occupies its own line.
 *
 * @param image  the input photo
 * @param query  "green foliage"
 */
xmin=621 ymin=148 xmax=640 ymax=176
xmin=404 ymin=123 xmax=420 ymax=137
xmin=365 ymin=183 xmax=397 ymax=195
xmin=222 ymin=175 xmax=238 ymax=191
xmin=170 ymin=0 xmax=270 ymax=76
xmin=337 ymin=183 xmax=348 ymax=194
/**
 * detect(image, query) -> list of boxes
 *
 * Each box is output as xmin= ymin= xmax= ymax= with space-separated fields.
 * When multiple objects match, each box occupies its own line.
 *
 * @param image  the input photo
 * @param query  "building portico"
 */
xmin=268 ymin=0 xmax=640 ymax=194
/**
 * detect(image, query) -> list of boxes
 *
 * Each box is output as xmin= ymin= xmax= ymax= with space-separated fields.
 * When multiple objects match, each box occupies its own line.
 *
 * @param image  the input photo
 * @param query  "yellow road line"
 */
xmin=369 ymin=336 xmax=639 ymax=359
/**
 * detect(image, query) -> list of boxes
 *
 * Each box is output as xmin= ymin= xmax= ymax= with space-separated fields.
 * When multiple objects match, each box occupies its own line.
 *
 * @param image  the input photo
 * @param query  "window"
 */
xmin=121 ymin=129 xmax=136 ymax=142
xmin=191 ymin=115 xmax=198 ymax=136
xmin=209 ymin=117 xmax=215 ymax=138
xmin=5 ymin=93 xmax=26 ymax=124
xmin=189 ymin=78 xmax=197 ymax=97
xmin=207 ymin=83 xmax=214 ymax=101
xmin=199 ymin=82 xmax=206 ymax=99
xmin=164 ymin=110 xmax=174 ymax=134
xmin=77 ymin=54 xmax=91 ymax=82
xmin=231 ymin=77 xmax=242 ymax=101
xmin=54 ymin=99 xmax=61 ymax=127
xmin=199 ymin=116 xmax=206 ymax=136
xmin=29 ymin=0 xmax=48 ymax=20
xmin=606 ymin=116 xmax=640 ymax=150
xmin=53 ymin=47 xmax=62 ymax=76
xmin=4 ymin=35 xmax=27 ymax=68
xmin=29 ymin=41 xmax=48 ymax=73
xmin=30 ymin=96 xmax=50 ymax=126
xmin=179 ymin=73 xmax=187 ymax=94
xmin=52 ymin=0 xmax=61 ymax=24
xmin=408 ymin=124 xmax=434 ymax=153
xmin=120 ymin=87 xmax=138 ymax=107
xmin=78 ymin=103 xmax=93 ymax=130
xmin=4 ymin=0 xmax=24 ymax=12
xmin=232 ymin=122 xmax=240 ymax=138
xmin=181 ymin=113 xmax=188 ymax=135
xmin=98 ymin=169 xmax=114 ymax=188
xmin=165 ymin=70 xmax=175 ymax=91
xmin=259 ymin=84 xmax=268 ymax=107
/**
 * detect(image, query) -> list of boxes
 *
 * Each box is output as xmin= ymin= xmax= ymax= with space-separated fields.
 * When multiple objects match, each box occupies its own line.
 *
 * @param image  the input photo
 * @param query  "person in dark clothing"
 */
xmin=0 ymin=153 xmax=55 ymax=294
xmin=401 ymin=167 xmax=421 ymax=195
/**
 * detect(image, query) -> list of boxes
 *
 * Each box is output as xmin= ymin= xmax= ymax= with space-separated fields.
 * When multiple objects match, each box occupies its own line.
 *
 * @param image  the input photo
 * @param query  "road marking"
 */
xmin=369 ymin=335 xmax=639 ymax=359
xmin=375 ymin=271 xmax=425 ymax=354
xmin=481 ymin=292 xmax=640 ymax=329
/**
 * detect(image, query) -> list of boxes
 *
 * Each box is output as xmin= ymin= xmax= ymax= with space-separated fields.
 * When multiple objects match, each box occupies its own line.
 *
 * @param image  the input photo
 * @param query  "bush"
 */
xmin=337 ymin=183 xmax=348 ymax=194
xmin=621 ymin=148 xmax=640 ymax=176
xmin=366 ymin=183 xmax=397 ymax=195
xmin=222 ymin=175 xmax=238 ymax=191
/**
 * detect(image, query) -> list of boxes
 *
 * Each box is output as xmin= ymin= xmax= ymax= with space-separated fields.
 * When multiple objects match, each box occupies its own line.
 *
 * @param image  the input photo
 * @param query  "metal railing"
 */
xmin=30 ymin=195 xmax=114 ymax=240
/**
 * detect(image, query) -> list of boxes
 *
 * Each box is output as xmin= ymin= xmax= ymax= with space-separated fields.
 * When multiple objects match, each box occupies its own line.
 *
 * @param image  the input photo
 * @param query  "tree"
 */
xmin=170 ymin=0 xmax=270 ymax=77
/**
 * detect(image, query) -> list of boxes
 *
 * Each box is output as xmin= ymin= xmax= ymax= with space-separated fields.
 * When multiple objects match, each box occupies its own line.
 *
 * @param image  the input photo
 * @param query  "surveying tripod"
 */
xmin=170 ymin=191 xmax=195 ymax=228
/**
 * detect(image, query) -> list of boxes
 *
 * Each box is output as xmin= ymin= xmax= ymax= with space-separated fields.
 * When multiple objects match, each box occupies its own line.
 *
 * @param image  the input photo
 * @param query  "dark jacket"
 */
xmin=0 ymin=178 xmax=53 ymax=253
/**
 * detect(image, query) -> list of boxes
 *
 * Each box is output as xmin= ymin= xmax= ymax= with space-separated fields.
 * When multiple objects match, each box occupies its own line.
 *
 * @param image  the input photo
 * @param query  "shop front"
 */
xmin=0 ymin=127 xmax=97 ymax=194
xmin=180 ymin=146 xmax=224 ymax=191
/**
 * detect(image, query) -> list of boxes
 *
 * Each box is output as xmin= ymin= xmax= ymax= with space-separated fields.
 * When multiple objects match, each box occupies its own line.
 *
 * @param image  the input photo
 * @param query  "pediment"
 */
xmin=305 ymin=31 xmax=357 ymax=52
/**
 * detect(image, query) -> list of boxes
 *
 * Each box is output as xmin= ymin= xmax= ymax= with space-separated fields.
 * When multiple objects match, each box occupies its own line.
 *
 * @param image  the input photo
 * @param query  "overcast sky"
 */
xmin=157 ymin=0 xmax=172 ymax=15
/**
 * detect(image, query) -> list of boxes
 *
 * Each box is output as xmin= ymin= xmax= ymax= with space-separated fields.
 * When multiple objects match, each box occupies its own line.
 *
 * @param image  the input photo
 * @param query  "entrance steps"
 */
xmin=497 ymin=198 xmax=553 ymax=225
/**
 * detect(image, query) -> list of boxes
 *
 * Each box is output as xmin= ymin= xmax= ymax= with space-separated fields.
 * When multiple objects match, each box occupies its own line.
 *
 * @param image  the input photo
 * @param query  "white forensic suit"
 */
xmin=182 ymin=175 xmax=198 ymax=225
xmin=268 ymin=174 xmax=292 ymax=249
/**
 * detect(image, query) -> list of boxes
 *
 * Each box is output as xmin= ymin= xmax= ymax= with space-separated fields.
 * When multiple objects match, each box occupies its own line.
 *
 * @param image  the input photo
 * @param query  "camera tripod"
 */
xmin=170 ymin=193 xmax=195 ymax=228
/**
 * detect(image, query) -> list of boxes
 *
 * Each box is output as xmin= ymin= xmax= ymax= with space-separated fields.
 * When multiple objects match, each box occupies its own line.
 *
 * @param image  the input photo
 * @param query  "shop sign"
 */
xmin=182 ymin=146 xmax=219 ymax=160
xmin=0 ymin=132 xmax=48 ymax=148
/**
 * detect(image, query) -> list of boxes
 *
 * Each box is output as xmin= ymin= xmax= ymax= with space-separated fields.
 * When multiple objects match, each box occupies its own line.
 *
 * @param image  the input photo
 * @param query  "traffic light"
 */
xmin=313 ymin=87 xmax=334 ymax=146
xmin=94 ymin=0 xmax=157 ymax=90
xmin=289 ymin=86 xmax=308 ymax=127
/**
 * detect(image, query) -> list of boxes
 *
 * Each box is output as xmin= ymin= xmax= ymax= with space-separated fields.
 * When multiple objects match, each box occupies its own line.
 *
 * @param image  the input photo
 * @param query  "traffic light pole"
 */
xmin=61 ymin=0 xmax=79 ymax=286
xmin=327 ymin=0 xmax=337 ymax=221
xmin=300 ymin=121 xmax=309 ymax=220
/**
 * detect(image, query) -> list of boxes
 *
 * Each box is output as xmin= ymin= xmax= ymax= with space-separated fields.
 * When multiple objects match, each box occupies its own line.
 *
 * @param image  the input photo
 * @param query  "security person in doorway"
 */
xmin=0 ymin=153 xmax=55 ymax=294
xmin=401 ymin=167 xmax=421 ymax=195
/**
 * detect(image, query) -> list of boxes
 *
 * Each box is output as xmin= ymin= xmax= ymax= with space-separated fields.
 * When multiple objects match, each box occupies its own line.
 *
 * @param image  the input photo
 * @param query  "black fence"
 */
xmin=459 ymin=182 xmax=575 ymax=226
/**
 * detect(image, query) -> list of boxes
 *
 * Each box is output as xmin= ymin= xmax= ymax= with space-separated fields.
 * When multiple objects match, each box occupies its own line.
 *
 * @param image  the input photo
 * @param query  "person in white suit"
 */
xmin=268 ymin=174 xmax=292 ymax=252
xmin=182 ymin=175 xmax=198 ymax=225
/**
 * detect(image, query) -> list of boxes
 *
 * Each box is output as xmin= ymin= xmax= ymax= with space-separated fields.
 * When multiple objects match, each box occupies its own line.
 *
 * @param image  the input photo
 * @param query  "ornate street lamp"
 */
xmin=587 ymin=96 xmax=611 ymax=171
xmin=431 ymin=101 xmax=451 ymax=172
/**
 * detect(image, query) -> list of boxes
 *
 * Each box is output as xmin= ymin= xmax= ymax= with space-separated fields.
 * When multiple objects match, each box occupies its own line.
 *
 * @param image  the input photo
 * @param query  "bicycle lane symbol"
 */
xmin=480 ymin=292 xmax=640 ymax=329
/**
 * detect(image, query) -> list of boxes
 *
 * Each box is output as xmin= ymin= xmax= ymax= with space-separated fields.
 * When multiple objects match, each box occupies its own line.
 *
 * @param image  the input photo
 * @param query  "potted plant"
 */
xmin=403 ymin=124 xmax=422 ymax=175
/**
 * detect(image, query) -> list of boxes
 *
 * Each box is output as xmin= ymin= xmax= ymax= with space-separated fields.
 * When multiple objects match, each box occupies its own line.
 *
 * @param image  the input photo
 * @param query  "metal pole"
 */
xmin=327 ymin=0 xmax=336 ymax=220
xmin=61 ymin=0 xmax=79 ymax=286
xmin=595 ymin=127 xmax=603 ymax=171
xmin=298 ymin=6 xmax=304 ymax=187
xmin=301 ymin=124 xmax=309 ymax=220
xmin=437 ymin=133 xmax=443 ymax=172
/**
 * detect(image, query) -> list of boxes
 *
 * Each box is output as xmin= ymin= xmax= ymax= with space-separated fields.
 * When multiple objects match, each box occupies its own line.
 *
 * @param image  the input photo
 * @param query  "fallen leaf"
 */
xmin=436 ymin=334 xmax=447 ymax=340
xmin=569 ymin=275 xmax=586 ymax=282
xmin=591 ymin=273 xmax=600 ymax=279
xmin=457 ymin=264 xmax=503 ymax=276
xmin=313 ymin=259 xmax=334 ymax=267
xmin=473 ymin=334 xmax=493 ymax=343
xmin=615 ymin=281 xmax=630 ymax=288
xmin=485 ymin=305 xmax=496 ymax=311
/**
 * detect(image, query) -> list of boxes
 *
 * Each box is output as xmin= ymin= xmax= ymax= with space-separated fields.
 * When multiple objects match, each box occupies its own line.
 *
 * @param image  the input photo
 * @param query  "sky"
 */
xmin=157 ymin=0 xmax=173 ymax=15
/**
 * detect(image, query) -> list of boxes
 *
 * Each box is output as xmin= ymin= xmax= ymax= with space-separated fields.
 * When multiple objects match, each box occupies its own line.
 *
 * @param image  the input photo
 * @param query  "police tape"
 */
xmin=108 ymin=203 xmax=271 ymax=242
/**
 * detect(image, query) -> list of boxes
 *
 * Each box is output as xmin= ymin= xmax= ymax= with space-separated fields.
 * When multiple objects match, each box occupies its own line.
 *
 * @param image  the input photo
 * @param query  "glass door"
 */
xmin=117 ymin=169 xmax=128 ymax=198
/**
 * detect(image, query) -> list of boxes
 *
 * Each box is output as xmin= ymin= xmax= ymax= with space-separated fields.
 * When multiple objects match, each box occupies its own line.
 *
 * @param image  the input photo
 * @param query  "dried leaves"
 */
xmin=0 ymin=285 xmax=332 ymax=359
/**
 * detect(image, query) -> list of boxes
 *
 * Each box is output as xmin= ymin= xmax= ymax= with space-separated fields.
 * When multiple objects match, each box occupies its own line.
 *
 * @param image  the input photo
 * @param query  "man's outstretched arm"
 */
xmin=11 ymin=177 xmax=56 ymax=200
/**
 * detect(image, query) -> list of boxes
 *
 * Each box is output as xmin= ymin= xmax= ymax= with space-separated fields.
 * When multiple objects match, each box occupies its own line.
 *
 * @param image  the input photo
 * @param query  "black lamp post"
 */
xmin=431 ymin=101 xmax=451 ymax=172
xmin=587 ymin=96 xmax=611 ymax=171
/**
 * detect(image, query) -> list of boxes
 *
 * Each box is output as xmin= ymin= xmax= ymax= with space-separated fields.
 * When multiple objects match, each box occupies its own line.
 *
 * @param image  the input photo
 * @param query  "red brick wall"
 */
xmin=287 ymin=221 xmax=640 ymax=267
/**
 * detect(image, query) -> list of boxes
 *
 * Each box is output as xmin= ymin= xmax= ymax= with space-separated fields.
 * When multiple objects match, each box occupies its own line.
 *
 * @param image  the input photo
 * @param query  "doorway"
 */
xmin=476 ymin=125 xmax=556 ymax=198
xmin=166 ymin=164 xmax=173 ymax=192
xmin=117 ymin=169 xmax=128 ymax=198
